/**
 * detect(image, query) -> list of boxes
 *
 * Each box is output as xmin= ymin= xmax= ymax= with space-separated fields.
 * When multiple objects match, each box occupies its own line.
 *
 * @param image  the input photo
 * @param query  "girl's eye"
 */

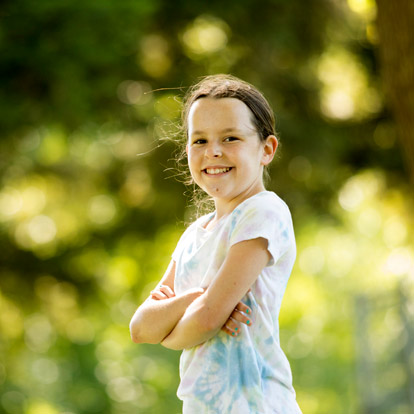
xmin=193 ymin=139 xmax=206 ymax=145
xmin=224 ymin=136 xmax=239 ymax=142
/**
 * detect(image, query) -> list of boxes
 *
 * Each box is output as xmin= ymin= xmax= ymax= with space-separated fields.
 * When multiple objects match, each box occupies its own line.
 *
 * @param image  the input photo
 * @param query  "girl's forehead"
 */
xmin=189 ymin=96 xmax=248 ymax=112
xmin=188 ymin=97 xmax=255 ymax=130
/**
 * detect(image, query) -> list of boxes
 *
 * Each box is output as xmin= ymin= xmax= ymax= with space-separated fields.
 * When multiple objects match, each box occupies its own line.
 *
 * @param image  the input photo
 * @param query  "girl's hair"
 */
xmin=176 ymin=74 xmax=278 ymax=216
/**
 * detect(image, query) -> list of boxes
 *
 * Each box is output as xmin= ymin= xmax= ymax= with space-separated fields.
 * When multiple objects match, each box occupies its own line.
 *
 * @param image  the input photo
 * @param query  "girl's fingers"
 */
xmin=150 ymin=284 xmax=175 ymax=300
xmin=158 ymin=284 xmax=175 ymax=298
xmin=221 ymin=318 xmax=241 ymax=337
xmin=150 ymin=290 xmax=168 ymax=300
xmin=221 ymin=301 xmax=253 ymax=338
xmin=231 ymin=302 xmax=253 ymax=326
xmin=235 ymin=301 xmax=252 ymax=315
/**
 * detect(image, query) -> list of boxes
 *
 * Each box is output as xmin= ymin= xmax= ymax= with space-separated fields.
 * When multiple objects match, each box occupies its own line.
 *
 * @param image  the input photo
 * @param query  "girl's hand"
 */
xmin=150 ymin=284 xmax=175 ymax=300
xmin=150 ymin=285 xmax=205 ymax=301
xmin=221 ymin=301 xmax=252 ymax=337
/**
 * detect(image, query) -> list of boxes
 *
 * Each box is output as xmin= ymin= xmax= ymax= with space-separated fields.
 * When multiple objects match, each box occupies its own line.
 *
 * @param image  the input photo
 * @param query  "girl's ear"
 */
xmin=261 ymin=135 xmax=278 ymax=166
xmin=186 ymin=144 xmax=189 ymax=155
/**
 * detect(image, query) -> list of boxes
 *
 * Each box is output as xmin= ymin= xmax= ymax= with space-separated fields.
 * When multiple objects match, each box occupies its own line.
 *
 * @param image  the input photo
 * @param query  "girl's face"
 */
xmin=186 ymin=97 xmax=277 ymax=213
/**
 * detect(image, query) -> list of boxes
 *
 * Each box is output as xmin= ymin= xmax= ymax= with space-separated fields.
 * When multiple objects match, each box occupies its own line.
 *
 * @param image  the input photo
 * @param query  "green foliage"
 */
xmin=1 ymin=0 xmax=413 ymax=413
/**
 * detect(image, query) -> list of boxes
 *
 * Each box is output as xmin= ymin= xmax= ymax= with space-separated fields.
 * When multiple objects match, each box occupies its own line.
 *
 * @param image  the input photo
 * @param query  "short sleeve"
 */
xmin=171 ymin=224 xmax=192 ymax=262
xmin=171 ymin=214 xmax=209 ymax=261
xmin=228 ymin=194 xmax=295 ymax=266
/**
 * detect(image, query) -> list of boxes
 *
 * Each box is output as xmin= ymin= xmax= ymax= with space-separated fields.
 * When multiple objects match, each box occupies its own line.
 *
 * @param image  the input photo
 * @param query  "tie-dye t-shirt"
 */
xmin=172 ymin=191 xmax=302 ymax=414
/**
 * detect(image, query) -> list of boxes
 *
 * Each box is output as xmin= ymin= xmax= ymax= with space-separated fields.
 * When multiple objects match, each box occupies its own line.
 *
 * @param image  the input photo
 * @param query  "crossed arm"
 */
xmin=129 ymin=237 xmax=270 ymax=350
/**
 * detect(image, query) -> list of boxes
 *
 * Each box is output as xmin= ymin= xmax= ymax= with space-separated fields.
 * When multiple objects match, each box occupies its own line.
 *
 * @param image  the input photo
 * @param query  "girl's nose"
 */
xmin=205 ymin=142 xmax=222 ymax=158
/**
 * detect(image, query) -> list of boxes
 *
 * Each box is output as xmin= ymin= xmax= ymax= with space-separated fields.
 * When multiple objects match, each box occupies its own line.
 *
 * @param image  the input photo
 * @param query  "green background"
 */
xmin=1 ymin=0 xmax=413 ymax=413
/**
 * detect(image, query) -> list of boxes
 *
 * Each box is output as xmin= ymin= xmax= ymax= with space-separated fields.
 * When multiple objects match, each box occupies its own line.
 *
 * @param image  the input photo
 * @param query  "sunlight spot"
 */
xmin=347 ymin=0 xmax=377 ymax=20
xmin=84 ymin=141 xmax=113 ymax=170
xmin=32 ymin=358 xmax=59 ymax=384
xmin=104 ymin=256 xmax=139 ymax=294
xmin=132 ymin=355 xmax=174 ymax=390
xmin=117 ymin=80 xmax=152 ymax=105
xmin=325 ymin=234 xmax=356 ymax=277
xmin=384 ymin=248 xmax=414 ymax=277
xmin=132 ymin=356 xmax=159 ymax=381
xmin=0 ymin=295 xmax=24 ymax=339
xmin=26 ymin=400 xmax=59 ymax=414
xmin=27 ymin=215 xmax=57 ymax=244
xmin=383 ymin=216 xmax=407 ymax=247
xmin=95 ymin=360 xmax=128 ymax=384
xmin=357 ymin=207 xmax=382 ymax=237
xmin=95 ymin=339 xmax=123 ymax=361
xmin=19 ymin=129 xmax=41 ymax=152
xmin=298 ymin=314 xmax=323 ymax=338
xmin=0 ymin=188 xmax=22 ymax=219
xmin=24 ymin=314 xmax=56 ymax=353
xmin=120 ymin=166 xmax=152 ymax=207
xmin=88 ymin=195 xmax=117 ymax=225
xmin=338 ymin=172 xmax=383 ymax=211
xmin=48 ymin=282 xmax=78 ymax=324
xmin=21 ymin=186 xmax=47 ymax=216
xmin=182 ymin=15 xmax=229 ymax=56
xmin=36 ymin=128 xmax=68 ymax=166
xmin=118 ymin=292 xmax=138 ymax=319
xmin=338 ymin=182 xmax=364 ymax=211
xmin=296 ymin=392 xmax=319 ymax=414
xmin=106 ymin=377 xmax=141 ymax=402
xmin=109 ymin=132 xmax=144 ymax=160
xmin=287 ymin=334 xmax=313 ymax=359
xmin=139 ymin=34 xmax=171 ymax=78
xmin=135 ymin=385 xmax=158 ymax=409
xmin=366 ymin=23 xmax=379 ymax=44
xmin=322 ymin=90 xmax=354 ymax=119
xmin=317 ymin=47 xmax=381 ymax=120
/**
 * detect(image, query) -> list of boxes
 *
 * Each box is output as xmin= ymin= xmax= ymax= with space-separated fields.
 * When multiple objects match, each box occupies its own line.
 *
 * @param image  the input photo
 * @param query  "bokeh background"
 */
xmin=1 ymin=0 xmax=413 ymax=413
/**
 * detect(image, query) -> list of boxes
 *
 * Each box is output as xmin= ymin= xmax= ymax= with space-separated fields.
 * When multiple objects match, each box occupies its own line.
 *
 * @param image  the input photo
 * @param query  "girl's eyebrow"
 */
xmin=191 ymin=127 xmax=242 ymax=136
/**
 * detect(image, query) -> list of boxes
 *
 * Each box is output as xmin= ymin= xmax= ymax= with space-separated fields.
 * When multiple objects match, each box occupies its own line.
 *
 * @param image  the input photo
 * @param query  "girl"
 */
xmin=130 ymin=74 xmax=302 ymax=414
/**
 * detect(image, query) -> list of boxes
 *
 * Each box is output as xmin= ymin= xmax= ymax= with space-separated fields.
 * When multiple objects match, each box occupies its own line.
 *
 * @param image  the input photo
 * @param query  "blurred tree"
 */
xmin=376 ymin=0 xmax=414 ymax=184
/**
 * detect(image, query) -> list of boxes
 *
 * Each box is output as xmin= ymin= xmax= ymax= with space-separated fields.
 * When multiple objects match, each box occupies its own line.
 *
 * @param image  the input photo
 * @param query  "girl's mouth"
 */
xmin=204 ymin=167 xmax=232 ymax=175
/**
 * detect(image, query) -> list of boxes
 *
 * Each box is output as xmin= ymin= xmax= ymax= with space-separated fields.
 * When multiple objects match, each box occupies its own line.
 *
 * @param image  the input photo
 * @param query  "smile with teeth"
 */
xmin=204 ymin=167 xmax=232 ymax=175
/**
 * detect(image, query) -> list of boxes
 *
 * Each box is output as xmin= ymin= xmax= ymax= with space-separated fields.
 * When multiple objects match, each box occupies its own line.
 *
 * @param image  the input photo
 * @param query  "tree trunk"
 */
xmin=376 ymin=0 xmax=414 ymax=185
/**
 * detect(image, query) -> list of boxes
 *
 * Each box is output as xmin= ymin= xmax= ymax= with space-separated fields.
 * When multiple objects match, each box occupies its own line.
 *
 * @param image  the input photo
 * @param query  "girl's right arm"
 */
xmin=129 ymin=260 xmax=204 ymax=344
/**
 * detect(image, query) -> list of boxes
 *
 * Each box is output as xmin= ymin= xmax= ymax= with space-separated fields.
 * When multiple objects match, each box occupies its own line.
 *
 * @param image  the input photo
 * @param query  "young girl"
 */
xmin=130 ymin=74 xmax=302 ymax=414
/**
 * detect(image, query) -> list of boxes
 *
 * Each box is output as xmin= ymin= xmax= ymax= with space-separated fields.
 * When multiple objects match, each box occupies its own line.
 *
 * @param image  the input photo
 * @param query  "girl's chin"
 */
xmin=204 ymin=188 xmax=234 ymax=200
xmin=200 ymin=186 xmax=224 ymax=197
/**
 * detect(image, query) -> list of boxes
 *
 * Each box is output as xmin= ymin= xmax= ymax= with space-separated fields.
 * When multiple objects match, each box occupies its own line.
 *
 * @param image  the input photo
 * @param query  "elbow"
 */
xmin=129 ymin=319 xmax=158 ymax=345
xmin=129 ymin=320 xmax=143 ymax=344
xmin=130 ymin=331 xmax=143 ymax=344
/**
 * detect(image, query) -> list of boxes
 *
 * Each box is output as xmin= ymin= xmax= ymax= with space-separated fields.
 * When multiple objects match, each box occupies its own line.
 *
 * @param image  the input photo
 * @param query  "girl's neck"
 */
xmin=213 ymin=185 xmax=266 ymax=221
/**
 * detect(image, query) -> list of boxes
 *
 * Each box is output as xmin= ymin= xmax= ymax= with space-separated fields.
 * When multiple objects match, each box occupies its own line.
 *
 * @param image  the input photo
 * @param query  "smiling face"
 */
xmin=186 ymin=97 xmax=277 ymax=215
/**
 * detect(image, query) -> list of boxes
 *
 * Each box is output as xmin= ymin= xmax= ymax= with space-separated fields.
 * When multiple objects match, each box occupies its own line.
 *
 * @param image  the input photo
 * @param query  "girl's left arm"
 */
xmin=161 ymin=237 xmax=270 ymax=350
